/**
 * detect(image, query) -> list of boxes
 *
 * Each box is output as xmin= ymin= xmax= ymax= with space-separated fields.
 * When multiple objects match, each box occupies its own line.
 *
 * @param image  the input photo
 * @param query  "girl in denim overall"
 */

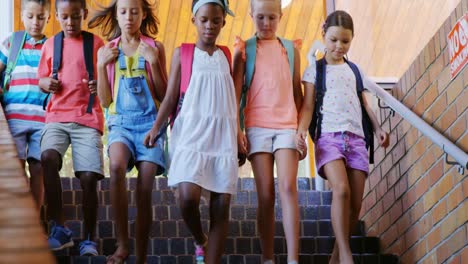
xmin=88 ymin=0 xmax=168 ymax=263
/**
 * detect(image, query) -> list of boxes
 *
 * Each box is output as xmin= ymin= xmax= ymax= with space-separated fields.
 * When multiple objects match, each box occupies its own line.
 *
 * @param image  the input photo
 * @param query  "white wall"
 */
xmin=0 ymin=1 xmax=13 ymax=41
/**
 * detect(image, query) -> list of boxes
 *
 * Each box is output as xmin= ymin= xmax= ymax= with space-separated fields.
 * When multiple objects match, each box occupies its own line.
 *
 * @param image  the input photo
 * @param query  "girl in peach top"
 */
xmin=233 ymin=0 xmax=303 ymax=263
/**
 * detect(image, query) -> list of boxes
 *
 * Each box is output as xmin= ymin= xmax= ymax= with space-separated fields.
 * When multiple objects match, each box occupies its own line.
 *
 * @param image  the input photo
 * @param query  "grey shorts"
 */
xmin=246 ymin=127 xmax=297 ymax=156
xmin=41 ymin=122 xmax=104 ymax=177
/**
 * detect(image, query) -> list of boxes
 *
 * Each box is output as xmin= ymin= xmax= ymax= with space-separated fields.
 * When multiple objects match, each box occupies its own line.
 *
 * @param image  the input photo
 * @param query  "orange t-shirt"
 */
xmin=37 ymin=34 xmax=104 ymax=133
xmin=238 ymin=38 xmax=298 ymax=129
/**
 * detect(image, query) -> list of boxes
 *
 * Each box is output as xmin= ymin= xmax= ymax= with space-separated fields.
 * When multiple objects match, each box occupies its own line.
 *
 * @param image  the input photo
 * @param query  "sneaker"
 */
xmin=79 ymin=240 xmax=98 ymax=256
xmin=48 ymin=222 xmax=74 ymax=250
xmin=194 ymin=242 xmax=206 ymax=264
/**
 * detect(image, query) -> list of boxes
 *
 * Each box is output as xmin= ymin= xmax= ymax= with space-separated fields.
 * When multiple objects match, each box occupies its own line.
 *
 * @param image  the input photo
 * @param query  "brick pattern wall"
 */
xmin=361 ymin=2 xmax=467 ymax=263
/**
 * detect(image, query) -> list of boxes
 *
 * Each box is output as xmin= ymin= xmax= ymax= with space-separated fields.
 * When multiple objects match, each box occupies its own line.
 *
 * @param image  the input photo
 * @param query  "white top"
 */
xmin=302 ymin=62 xmax=372 ymax=138
xmin=168 ymin=47 xmax=238 ymax=194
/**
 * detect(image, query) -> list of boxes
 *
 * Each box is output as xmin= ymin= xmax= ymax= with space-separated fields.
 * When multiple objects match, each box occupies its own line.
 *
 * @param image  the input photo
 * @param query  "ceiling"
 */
xmin=13 ymin=0 xmax=461 ymax=79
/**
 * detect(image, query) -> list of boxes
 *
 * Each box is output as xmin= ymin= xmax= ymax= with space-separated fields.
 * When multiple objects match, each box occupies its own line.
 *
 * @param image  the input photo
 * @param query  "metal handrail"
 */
xmin=366 ymin=81 xmax=467 ymax=174
xmin=308 ymin=42 xmax=467 ymax=175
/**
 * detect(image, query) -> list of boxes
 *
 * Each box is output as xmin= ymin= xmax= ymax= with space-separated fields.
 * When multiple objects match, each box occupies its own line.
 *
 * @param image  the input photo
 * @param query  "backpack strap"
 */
xmin=309 ymin=58 xmax=326 ymax=141
xmin=3 ymin=31 xmax=27 ymax=93
xmin=82 ymin=31 xmax=95 ymax=113
xmin=240 ymin=36 xmax=295 ymax=130
xmin=52 ymin=31 xmax=64 ymax=81
xmin=346 ymin=59 xmax=374 ymax=164
xmin=278 ymin=37 xmax=295 ymax=77
xmin=217 ymin=45 xmax=233 ymax=75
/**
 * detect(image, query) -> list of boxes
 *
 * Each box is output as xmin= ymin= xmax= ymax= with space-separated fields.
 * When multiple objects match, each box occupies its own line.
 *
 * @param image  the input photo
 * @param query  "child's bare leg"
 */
xmin=77 ymin=172 xmax=99 ymax=241
xmin=324 ymin=160 xmax=353 ymax=264
xmin=206 ymin=192 xmax=231 ymax=264
xmin=348 ymin=168 xmax=366 ymax=237
xmin=178 ymin=182 xmax=206 ymax=245
xmin=274 ymin=149 xmax=299 ymax=262
xmin=250 ymin=153 xmax=275 ymax=261
xmin=28 ymin=158 xmax=44 ymax=211
xmin=108 ymin=143 xmax=132 ymax=261
xmin=135 ymin=161 xmax=157 ymax=264
xmin=41 ymin=149 xmax=64 ymax=224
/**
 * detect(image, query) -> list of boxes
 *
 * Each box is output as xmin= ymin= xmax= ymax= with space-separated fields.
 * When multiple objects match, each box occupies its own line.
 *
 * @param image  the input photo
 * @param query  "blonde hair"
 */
xmin=250 ymin=0 xmax=281 ymax=13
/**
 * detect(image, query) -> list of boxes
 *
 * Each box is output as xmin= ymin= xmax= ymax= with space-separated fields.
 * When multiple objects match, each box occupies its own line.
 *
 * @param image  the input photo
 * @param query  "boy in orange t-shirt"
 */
xmin=37 ymin=0 xmax=104 ymax=255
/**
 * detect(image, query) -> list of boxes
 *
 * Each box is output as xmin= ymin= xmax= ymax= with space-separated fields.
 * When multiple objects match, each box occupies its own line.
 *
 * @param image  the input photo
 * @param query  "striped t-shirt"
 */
xmin=0 ymin=32 xmax=48 ymax=123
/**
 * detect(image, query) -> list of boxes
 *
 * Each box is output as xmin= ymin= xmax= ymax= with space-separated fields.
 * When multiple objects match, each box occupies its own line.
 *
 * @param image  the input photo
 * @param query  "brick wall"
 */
xmin=361 ymin=2 xmax=467 ymax=263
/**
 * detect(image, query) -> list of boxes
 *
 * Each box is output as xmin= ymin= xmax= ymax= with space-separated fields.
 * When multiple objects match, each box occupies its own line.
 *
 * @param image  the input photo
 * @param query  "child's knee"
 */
xmin=278 ymin=178 xmax=297 ymax=197
xmin=332 ymin=184 xmax=351 ymax=200
xmin=78 ymin=172 xmax=98 ymax=190
xmin=41 ymin=149 xmax=61 ymax=166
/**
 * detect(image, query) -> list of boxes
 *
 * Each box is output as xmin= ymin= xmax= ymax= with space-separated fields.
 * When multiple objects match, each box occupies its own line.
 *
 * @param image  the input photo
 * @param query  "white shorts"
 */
xmin=246 ymin=127 xmax=297 ymax=156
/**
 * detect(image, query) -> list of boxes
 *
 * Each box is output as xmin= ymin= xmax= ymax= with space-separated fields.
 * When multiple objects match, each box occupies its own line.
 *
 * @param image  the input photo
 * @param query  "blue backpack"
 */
xmin=1 ymin=31 xmax=27 ymax=95
xmin=239 ymin=36 xmax=295 ymax=130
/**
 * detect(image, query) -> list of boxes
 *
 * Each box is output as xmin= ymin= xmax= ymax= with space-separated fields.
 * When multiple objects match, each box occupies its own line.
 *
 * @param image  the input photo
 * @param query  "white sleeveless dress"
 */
xmin=168 ymin=47 xmax=238 ymax=194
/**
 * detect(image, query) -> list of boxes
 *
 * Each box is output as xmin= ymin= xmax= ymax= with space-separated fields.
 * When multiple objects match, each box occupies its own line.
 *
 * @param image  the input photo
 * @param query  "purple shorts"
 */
xmin=315 ymin=132 xmax=369 ymax=179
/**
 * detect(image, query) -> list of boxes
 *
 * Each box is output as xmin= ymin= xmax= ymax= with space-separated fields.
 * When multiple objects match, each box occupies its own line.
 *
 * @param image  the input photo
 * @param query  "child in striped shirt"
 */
xmin=0 ymin=0 xmax=50 ymax=211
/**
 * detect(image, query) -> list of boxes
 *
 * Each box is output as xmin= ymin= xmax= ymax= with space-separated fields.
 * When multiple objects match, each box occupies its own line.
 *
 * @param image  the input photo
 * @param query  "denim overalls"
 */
xmin=107 ymin=49 xmax=165 ymax=174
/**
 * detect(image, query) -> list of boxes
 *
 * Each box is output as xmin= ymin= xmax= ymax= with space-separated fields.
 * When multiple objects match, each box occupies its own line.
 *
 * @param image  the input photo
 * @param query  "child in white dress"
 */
xmin=144 ymin=0 xmax=237 ymax=263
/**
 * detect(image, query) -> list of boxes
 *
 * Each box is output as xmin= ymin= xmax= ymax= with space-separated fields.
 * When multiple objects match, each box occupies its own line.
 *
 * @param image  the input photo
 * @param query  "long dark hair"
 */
xmin=323 ymin=10 xmax=354 ymax=36
xmin=88 ymin=0 xmax=159 ymax=41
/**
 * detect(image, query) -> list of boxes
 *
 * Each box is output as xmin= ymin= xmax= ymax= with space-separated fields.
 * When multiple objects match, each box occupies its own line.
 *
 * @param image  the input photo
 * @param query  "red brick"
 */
xmin=364 ymin=189 xmax=376 ymax=212
xmin=380 ymin=154 xmax=394 ymax=178
xmin=401 ymin=239 xmax=426 ymax=263
xmin=428 ymin=38 xmax=436 ymax=65
xmin=434 ymin=173 xmax=453 ymax=202
xmin=396 ymin=210 xmax=411 ymax=234
xmin=437 ymin=226 xmax=465 ymax=263
xmin=428 ymin=159 xmax=444 ymax=186
xmin=447 ymin=182 xmax=464 ymax=212
xmin=421 ymin=253 xmax=438 ymax=264
xmin=402 ymin=187 xmax=417 ymax=212
xmin=434 ymin=103 xmax=458 ymax=133
xmin=389 ymin=199 xmax=403 ymax=224
xmin=394 ymin=175 xmax=408 ymax=199
xmin=437 ymin=67 xmax=451 ymax=93
xmin=386 ymin=237 xmax=406 ymax=256
xmin=447 ymin=74 xmax=464 ymax=105
xmin=410 ymin=201 xmax=424 ymax=223
xmin=440 ymin=208 xmax=459 ymax=239
xmin=415 ymin=175 xmax=429 ymax=200
xmin=380 ymin=223 xmax=399 ymax=249
xmin=382 ymin=187 xmax=395 ymax=212
xmin=448 ymin=117 xmax=466 ymax=143
xmin=415 ymin=72 xmax=430 ymax=100
xmin=422 ymin=83 xmax=439 ymax=110
xmin=407 ymin=165 xmax=422 ymax=189
xmin=426 ymin=225 xmax=441 ymax=250
xmin=403 ymin=89 xmax=416 ymax=108
xmin=377 ymin=209 xmax=392 ymax=232
xmin=429 ymin=55 xmax=445 ymax=83
xmin=432 ymin=198 xmax=447 ymax=225
xmin=420 ymin=150 xmax=437 ymax=173
xmin=376 ymin=176 xmax=388 ymax=199
xmin=413 ymin=98 xmax=425 ymax=116
xmin=455 ymin=89 xmax=467 ymax=116
xmin=433 ymin=34 xmax=441 ymax=58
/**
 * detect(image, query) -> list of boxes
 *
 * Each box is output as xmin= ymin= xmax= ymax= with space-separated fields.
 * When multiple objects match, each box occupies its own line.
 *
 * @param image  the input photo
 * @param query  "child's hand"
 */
xmin=296 ymin=130 xmax=308 ymax=160
xmin=139 ymin=41 xmax=159 ymax=65
xmin=144 ymin=124 xmax=160 ymax=148
xmin=40 ymin=77 xmax=61 ymax=93
xmin=377 ymin=129 xmax=390 ymax=148
xmin=83 ymin=79 xmax=97 ymax=94
xmin=237 ymin=131 xmax=248 ymax=155
xmin=97 ymin=42 xmax=118 ymax=67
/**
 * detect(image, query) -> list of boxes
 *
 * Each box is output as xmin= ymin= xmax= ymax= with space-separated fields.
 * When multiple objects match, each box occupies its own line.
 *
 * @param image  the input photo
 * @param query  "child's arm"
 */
xmin=296 ymin=81 xmax=316 ymax=155
xmin=144 ymin=47 xmax=181 ymax=147
xmin=292 ymin=47 xmax=303 ymax=113
xmin=233 ymin=47 xmax=248 ymax=154
xmin=96 ymin=42 xmax=118 ymax=108
xmin=139 ymin=40 xmax=168 ymax=101
xmin=362 ymin=92 xmax=390 ymax=148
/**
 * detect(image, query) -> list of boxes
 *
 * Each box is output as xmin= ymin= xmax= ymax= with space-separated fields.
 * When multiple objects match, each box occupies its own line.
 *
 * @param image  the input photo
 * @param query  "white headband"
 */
xmin=192 ymin=0 xmax=235 ymax=16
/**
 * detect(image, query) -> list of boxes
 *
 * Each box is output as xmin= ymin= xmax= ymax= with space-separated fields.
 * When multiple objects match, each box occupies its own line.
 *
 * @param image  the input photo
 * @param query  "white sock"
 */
xmin=288 ymin=261 xmax=298 ymax=264
xmin=264 ymin=260 xmax=274 ymax=264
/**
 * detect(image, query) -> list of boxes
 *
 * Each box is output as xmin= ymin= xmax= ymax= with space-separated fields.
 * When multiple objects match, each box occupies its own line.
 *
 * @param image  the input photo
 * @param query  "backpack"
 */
xmin=239 ymin=36 xmax=295 ymax=130
xmin=309 ymin=58 xmax=375 ymax=164
xmin=106 ymin=35 xmax=160 ymax=104
xmin=2 ymin=31 xmax=27 ymax=94
xmin=49 ymin=31 xmax=95 ymax=112
xmin=172 ymin=43 xmax=233 ymax=124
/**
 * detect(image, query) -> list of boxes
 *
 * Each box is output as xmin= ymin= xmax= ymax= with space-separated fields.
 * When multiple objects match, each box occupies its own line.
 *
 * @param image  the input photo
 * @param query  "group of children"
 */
xmin=1 ymin=0 xmax=389 ymax=263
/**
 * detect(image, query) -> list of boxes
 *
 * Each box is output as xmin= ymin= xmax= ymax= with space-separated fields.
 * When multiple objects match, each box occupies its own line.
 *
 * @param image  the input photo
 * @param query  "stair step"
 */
xmin=55 ymin=253 xmax=399 ymax=264
xmin=52 ymin=236 xmax=380 ymax=257
xmin=49 ymin=219 xmax=366 ymax=240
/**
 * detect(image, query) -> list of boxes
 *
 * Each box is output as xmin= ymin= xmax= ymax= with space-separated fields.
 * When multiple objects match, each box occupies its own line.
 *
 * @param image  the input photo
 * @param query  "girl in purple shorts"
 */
xmin=296 ymin=11 xmax=389 ymax=264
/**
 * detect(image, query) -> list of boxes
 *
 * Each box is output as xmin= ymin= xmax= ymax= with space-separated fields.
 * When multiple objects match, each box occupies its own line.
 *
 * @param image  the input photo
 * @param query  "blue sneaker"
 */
xmin=48 ymin=222 xmax=74 ymax=250
xmin=79 ymin=240 xmax=98 ymax=256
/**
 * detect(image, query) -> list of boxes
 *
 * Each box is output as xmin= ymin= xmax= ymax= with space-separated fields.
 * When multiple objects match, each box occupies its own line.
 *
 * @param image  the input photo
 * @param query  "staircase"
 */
xmin=49 ymin=177 xmax=400 ymax=264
